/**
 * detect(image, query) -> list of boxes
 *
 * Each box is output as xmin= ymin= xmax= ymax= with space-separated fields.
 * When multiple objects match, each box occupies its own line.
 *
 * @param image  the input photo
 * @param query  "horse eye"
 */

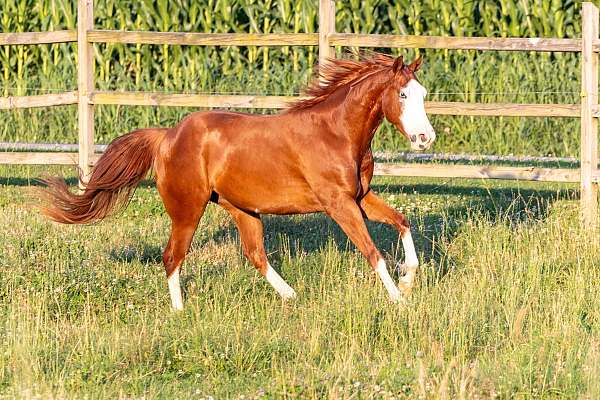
xmin=400 ymin=92 xmax=407 ymax=99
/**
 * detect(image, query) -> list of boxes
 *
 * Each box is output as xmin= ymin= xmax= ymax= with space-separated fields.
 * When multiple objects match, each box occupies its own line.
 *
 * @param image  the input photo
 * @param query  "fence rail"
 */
xmin=0 ymin=0 xmax=598 ymax=227
xmin=90 ymin=92 xmax=299 ymax=108
xmin=328 ymin=33 xmax=583 ymax=52
xmin=373 ymin=163 xmax=588 ymax=183
xmin=0 ymin=30 xmax=76 ymax=45
xmin=90 ymin=91 xmax=585 ymax=117
xmin=0 ymin=152 xmax=98 ymax=165
xmin=87 ymin=31 xmax=319 ymax=46
xmin=0 ymin=91 xmax=78 ymax=110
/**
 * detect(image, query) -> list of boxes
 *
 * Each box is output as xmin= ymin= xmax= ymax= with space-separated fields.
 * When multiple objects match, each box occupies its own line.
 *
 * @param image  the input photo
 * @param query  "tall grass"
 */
xmin=0 ymin=166 xmax=598 ymax=397
xmin=0 ymin=1 xmax=596 ymax=155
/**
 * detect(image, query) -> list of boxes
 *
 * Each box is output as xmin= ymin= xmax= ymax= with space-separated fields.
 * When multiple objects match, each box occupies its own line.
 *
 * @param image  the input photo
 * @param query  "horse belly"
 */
xmin=212 ymin=167 xmax=322 ymax=215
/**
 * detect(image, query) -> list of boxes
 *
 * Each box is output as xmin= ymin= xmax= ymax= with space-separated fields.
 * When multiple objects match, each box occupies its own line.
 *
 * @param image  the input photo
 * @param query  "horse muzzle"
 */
xmin=409 ymin=130 xmax=436 ymax=151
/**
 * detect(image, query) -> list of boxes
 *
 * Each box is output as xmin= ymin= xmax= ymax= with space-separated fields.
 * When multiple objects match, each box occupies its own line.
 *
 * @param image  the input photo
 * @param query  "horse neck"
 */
xmin=335 ymin=73 xmax=388 ymax=155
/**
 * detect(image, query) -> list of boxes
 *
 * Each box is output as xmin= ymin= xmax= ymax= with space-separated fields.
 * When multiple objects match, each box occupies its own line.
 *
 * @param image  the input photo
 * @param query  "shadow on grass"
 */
xmin=370 ymin=182 xmax=577 ymax=201
xmin=197 ymin=184 xmax=578 ymax=277
xmin=108 ymin=245 xmax=163 ymax=265
xmin=106 ymin=180 xmax=576 ymax=286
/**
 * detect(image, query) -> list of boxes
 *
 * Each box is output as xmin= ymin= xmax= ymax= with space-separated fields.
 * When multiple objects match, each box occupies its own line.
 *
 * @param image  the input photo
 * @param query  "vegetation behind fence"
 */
xmin=0 ymin=0 xmax=596 ymax=156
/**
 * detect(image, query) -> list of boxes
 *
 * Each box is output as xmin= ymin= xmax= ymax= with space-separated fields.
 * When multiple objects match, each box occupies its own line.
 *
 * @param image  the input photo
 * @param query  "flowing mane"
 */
xmin=287 ymin=52 xmax=397 ymax=112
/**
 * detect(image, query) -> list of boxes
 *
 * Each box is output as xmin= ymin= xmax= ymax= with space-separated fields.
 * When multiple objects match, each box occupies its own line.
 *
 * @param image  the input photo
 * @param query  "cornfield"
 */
xmin=0 ymin=0 xmax=597 ymax=156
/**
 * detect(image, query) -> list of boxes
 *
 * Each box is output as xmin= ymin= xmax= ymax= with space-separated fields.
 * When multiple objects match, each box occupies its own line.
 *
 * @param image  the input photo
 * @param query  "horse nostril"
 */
xmin=419 ymin=133 xmax=428 ymax=143
xmin=410 ymin=135 xmax=417 ymax=143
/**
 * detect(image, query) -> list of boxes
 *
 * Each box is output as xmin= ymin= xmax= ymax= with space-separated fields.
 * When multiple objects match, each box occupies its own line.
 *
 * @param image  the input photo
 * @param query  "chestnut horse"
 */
xmin=38 ymin=53 xmax=435 ymax=310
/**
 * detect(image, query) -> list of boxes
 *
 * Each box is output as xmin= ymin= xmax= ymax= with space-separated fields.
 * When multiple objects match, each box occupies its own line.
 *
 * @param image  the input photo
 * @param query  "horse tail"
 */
xmin=37 ymin=128 xmax=167 ymax=224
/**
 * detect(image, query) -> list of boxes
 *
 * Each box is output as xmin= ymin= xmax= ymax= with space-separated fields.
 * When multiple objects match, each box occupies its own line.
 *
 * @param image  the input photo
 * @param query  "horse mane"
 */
xmin=286 ymin=52 xmax=397 ymax=112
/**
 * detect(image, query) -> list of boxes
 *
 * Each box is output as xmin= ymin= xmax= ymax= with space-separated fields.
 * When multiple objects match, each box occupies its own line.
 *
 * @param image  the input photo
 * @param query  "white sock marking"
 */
xmin=265 ymin=264 xmax=296 ymax=299
xmin=168 ymin=269 xmax=184 ymax=311
xmin=400 ymin=230 xmax=419 ymax=289
xmin=402 ymin=230 xmax=419 ymax=268
xmin=375 ymin=259 xmax=401 ymax=302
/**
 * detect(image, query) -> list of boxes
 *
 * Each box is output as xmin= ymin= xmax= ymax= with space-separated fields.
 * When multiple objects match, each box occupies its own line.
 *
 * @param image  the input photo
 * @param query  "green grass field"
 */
xmin=0 ymin=165 xmax=599 ymax=398
xmin=2 ymin=1 xmax=599 ymax=397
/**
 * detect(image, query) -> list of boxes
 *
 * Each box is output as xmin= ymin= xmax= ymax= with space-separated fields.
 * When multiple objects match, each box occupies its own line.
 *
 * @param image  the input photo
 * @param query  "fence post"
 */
xmin=581 ymin=2 xmax=599 ymax=228
xmin=77 ymin=0 xmax=94 ymax=185
xmin=318 ymin=0 xmax=335 ymax=71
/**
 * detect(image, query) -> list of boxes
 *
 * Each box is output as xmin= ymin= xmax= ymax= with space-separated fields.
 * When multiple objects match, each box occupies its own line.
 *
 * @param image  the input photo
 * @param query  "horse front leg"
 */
xmin=358 ymin=190 xmax=419 ymax=296
xmin=324 ymin=196 xmax=402 ymax=303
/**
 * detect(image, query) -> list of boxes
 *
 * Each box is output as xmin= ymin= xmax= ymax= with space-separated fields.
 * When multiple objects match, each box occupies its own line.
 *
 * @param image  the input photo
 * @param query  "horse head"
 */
xmin=381 ymin=56 xmax=436 ymax=151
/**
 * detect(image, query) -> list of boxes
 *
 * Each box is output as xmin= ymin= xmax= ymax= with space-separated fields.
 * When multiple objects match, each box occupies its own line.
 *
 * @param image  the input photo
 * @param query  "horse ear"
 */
xmin=408 ymin=56 xmax=423 ymax=72
xmin=392 ymin=56 xmax=404 ymax=73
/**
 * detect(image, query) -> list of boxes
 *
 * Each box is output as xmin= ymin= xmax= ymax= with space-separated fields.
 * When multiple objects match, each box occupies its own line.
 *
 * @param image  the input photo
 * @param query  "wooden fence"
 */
xmin=0 ymin=0 xmax=599 ymax=227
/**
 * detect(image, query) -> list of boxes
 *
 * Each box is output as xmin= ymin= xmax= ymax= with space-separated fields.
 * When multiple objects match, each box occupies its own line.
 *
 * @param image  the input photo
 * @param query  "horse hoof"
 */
xmin=398 ymin=282 xmax=413 ymax=297
xmin=280 ymin=289 xmax=297 ymax=301
xmin=396 ymin=262 xmax=416 ymax=274
xmin=390 ymin=292 xmax=407 ymax=305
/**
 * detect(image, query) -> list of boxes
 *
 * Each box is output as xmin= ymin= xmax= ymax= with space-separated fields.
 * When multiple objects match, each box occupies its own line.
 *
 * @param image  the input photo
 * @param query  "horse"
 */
xmin=37 ymin=53 xmax=436 ymax=310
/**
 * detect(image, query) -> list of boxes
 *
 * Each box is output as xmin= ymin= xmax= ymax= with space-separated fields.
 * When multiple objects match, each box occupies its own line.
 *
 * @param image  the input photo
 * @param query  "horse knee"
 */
xmin=162 ymin=239 xmax=187 ymax=277
xmin=241 ymin=246 xmax=268 ymax=274
xmin=394 ymin=212 xmax=410 ymax=233
xmin=162 ymin=248 xmax=177 ymax=277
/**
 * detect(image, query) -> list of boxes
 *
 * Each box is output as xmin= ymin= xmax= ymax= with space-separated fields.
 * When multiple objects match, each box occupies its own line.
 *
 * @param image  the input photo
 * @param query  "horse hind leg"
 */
xmin=163 ymin=219 xmax=203 ymax=310
xmin=220 ymin=200 xmax=296 ymax=300
xmin=159 ymin=183 xmax=210 ymax=311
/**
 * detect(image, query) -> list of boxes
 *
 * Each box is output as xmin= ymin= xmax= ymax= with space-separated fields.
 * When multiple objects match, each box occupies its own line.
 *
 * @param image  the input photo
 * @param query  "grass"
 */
xmin=1 ymin=2 xmax=598 ymax=397
xmin=0 ymin=164 xmax=599 ymax=398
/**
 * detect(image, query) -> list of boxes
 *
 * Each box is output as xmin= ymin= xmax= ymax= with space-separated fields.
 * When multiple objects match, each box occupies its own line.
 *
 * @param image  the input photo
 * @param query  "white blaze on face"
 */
xmin=399 ymin=79 xmax=436 ymax=151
